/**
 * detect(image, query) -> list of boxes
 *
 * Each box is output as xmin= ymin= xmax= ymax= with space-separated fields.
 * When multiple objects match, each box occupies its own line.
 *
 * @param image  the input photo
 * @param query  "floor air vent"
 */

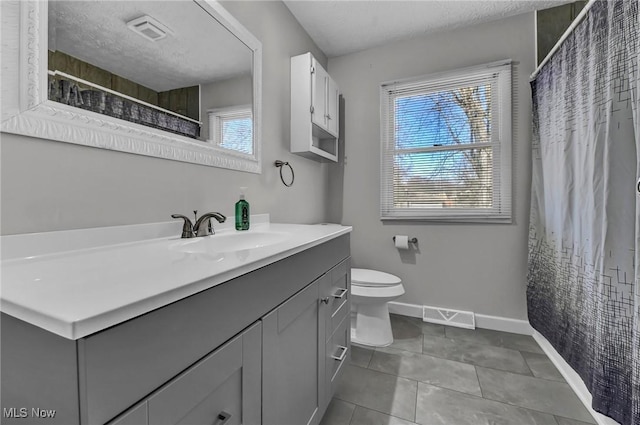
xmin=423 ymin=305 xmax=475 ymax=329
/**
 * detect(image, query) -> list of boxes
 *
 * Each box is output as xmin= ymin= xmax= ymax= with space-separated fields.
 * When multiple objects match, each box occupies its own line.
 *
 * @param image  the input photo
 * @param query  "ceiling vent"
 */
xmin=126 ymin=15 xmax=173 ymax=42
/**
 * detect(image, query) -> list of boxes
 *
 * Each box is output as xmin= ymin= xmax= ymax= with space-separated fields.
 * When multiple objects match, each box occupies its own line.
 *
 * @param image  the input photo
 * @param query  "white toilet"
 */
xmin=350 ymin=268 xmax=405 ymax=347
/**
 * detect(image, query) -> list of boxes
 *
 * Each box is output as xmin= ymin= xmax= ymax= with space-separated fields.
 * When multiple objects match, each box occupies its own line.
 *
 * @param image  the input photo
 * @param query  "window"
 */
xmin=380 ymin=60 xmax=512 ymax=222
xmin=208 ymin=106 xmax=254 ymax=156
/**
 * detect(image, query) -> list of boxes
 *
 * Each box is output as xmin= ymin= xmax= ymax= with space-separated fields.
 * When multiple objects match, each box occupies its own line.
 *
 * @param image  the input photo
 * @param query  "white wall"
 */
xmin=0 ymin=1 xmax=330 ymax=235
xmin=328 ymin=12 xmax=535 ymax=320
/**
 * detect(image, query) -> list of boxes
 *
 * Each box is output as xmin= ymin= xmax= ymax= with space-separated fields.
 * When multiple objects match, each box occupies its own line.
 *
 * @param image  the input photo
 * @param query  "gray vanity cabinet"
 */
xmin=108 ymin=321 xmax=261 ymax=425
xmin=0 ymin=235 xmax=350 ymax=425
xmin=108 ymin=402 xmax=148 ymax=425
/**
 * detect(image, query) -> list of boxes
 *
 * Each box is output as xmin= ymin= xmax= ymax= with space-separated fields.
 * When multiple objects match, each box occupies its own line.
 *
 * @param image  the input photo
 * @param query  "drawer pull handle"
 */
xmin=216 ymin=411 xmax=232 ymax=424
xmin=331 ymin=345 xmax=348 ymax=362
xmin=332 ymin=288 xmax=348 ymax=299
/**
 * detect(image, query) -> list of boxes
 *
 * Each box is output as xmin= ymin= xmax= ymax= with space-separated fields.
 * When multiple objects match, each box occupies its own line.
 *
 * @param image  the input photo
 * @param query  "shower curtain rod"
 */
xmin=530 ymin=0 xmax=597 ymax=81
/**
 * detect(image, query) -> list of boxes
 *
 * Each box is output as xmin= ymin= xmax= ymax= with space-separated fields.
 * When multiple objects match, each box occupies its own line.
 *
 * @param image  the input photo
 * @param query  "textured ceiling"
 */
xmin=284 ymin=0 xmax=574 ymax=58
xmin=49 ymin=1 xmax=252 ymax=92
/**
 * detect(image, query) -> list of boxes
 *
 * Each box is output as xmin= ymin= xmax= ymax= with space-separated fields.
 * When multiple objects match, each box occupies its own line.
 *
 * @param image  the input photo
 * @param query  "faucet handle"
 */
xmin=171 ymin=214 xmax=194 ymax=238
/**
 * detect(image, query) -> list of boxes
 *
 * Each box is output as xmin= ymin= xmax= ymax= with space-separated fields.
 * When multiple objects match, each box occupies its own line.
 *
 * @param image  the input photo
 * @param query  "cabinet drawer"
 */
xmin=329 ymin=296 xmax=349 ymax=341
xmin=174 ymin=371 xmax=241 ymax=425
xmin=325 ymin=314 xmax=350 ymax=399
xmin=146 ymin=321 xmax=261 ymax=425
xmin=322 ymin=259 xmax=350 ymax=338
xmin=148 ymin=336 xmax=241 ymax=425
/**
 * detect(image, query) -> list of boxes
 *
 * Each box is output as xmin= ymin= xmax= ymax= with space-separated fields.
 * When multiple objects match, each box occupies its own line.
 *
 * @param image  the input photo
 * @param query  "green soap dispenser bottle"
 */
xmin=235 ymin=187 xmax=250 ymax=230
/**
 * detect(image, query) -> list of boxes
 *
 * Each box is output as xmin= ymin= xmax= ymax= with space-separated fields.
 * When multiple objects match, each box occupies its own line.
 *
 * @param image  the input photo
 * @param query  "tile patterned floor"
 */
xmin=320 ymin=314 xmax=596 ymax=425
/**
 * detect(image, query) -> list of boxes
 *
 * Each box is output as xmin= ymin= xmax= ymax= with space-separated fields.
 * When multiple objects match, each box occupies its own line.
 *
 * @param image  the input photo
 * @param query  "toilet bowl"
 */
xmin=350 ymin=268 xmax=405 ymax=347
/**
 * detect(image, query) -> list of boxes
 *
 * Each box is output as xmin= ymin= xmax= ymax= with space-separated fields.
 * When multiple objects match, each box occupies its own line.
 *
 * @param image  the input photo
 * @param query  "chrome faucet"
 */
xmin=171 ymin=210 xmax=227 ymax=238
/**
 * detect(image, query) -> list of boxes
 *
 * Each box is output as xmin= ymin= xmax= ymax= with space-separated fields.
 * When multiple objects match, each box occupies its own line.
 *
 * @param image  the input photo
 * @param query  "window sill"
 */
xmin=380 ymin=215 xmax=513 ymax=224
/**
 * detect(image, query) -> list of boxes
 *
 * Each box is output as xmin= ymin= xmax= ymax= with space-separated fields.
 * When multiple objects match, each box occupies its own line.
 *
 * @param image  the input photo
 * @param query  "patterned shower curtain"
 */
xmin=527 ymin=1 xmax=639 ymax=425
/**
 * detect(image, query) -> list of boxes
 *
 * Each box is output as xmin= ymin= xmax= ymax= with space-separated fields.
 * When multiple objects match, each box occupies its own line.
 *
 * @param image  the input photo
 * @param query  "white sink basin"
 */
xmin=170 ymin=231 xmax=289 ymax=254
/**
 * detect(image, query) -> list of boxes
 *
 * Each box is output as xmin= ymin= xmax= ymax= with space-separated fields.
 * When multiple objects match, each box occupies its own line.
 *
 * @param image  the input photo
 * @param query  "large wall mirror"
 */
xmin=1 ymin=0 xmax=262 ymax=173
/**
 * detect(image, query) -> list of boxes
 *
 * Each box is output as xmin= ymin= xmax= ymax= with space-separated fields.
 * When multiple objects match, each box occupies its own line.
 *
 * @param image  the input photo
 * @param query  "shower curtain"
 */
xmin=527 ymin=1 xmax=639 ymax=425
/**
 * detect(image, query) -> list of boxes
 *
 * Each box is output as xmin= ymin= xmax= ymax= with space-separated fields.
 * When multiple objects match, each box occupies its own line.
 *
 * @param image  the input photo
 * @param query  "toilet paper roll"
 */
xmin=394 ymin=235 xmax=410 ymax=250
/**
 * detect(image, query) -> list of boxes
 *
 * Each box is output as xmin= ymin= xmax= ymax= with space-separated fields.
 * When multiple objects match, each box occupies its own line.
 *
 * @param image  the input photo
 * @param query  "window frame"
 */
xmin=380 ymin=60 xmax=512 ymax=223
xmin=207 ymin=104 xmax=256 ymax=161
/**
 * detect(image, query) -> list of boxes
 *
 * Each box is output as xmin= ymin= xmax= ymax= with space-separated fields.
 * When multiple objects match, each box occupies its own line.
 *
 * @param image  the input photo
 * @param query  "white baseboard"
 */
xmin=388 ymin=301 xmax=423 ymax=318
xmin=474 ymin=313 xmax=533 ymax=335
xmin=532 ymin=331 xmax=620 ymax=425
xmin=388 ymin=301 xmax=532 ymax=335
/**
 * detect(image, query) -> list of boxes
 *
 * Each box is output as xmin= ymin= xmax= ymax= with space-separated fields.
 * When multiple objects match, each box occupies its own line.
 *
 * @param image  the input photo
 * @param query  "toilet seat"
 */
xmin=351 ymin=268 xmax=401 ymax=287
xmin=350 ymin=283 xmax=405 ymax=298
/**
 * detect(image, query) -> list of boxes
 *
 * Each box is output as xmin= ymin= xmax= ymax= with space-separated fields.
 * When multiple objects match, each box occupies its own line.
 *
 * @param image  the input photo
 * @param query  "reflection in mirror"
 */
xmin=47 ymin=0 xmax=254 ymax=152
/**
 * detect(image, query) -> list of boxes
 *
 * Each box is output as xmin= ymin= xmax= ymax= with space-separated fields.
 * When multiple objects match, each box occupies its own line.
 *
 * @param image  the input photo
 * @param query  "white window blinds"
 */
xmin=380 ymin=60 xmax=512 ymax=222
xmin=208 ymin=106 xmax=254 ymax=156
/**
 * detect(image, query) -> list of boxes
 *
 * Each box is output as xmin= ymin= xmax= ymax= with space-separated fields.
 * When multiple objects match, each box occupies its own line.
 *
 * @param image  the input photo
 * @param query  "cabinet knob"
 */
xmin=320 ymin=297 xmax=330 ymax=304
xmin=325 ymin=114 xmax=332 ymax=120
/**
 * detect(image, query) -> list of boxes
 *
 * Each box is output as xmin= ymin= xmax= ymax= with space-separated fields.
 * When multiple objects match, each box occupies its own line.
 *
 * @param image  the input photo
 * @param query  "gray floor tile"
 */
xmin=350 ymin=406 xmax=418 ymax=425
xmin=322 ymin=315 xmax=594 ymax=425
xmin=319 ymin=399 xmax=356 ymax=425
xmin=445 ymin=326 xmax=545 ymax=354
xmin=415 ymin=382 xmax=559 ymax=425
xmin=335 ymin=365 xmax=417 ymax=422
xmin=388 ymin=315 xmax=426 ymax=353
xmin=390 ymin=313 xmax=446 ymax=338
xmin=476 ymin=367 xmax=595 ymax=423
xmin=369 ymin=346 xmax=482 ymax=396
xmin=522 ymin=351 xmax=565 ymax=382
xmin=351 ymin=344 xmax=374 ymax=368
xmin=419 ymin=321 xmax=447 ymax=337
xmin=555 ymin=416 xmax=596 ymax=425
xmin=388 ymin=332 xmax=424 ymax=354
xmin=423 ymin=334 xmax=533 ymax=375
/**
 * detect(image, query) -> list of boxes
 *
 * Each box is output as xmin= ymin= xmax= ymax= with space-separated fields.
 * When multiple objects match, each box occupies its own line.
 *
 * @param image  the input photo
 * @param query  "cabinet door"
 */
xmin=262 ymin=278 xmax=325 ymax=425
xmin=145 ymin=322 xmax=262 ymax=425
xmin=326 ymin=76 xmax=339 ymax=137
xmin=311 ymin=59 xmax=328 ymax=130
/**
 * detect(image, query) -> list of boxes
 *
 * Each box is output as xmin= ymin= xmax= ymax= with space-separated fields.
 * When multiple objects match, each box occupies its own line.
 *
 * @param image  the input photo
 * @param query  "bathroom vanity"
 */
xmin=1 ymin=218 xmax=351 ymax=425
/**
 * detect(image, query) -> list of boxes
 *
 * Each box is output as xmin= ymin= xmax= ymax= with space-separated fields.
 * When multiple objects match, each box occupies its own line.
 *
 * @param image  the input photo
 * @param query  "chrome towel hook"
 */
xmin=275 ymin=160 xmax=295 ymax=187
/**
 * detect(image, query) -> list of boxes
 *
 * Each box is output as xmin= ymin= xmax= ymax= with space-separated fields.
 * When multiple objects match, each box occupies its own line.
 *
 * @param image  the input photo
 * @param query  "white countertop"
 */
xmin=0 ymin=217 xmax=351 ymax=340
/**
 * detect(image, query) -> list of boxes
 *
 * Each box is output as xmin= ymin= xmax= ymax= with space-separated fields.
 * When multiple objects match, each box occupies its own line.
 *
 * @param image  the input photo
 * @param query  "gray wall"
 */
xmin=200 ymin=74 xmax=252 ymax=142
xmin=0 ymin=1 xmax=329 ymax=235
xmin=328 ymin=12 xmax=535 ymax=320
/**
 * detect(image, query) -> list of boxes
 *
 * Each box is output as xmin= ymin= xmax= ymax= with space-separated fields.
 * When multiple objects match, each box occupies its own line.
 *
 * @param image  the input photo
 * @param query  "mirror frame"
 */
xmin=1 ymin=0 xmax=263 ymax=173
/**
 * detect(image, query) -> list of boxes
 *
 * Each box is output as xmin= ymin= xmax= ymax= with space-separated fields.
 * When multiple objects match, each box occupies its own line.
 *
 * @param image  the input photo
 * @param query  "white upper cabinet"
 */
xmin=326 ymin=76 xmax=339 ymax=137
xmin=291 ymin=52 xmax=340 ymax=162
xmin=311 ymin=63 xmax=328 ymax=130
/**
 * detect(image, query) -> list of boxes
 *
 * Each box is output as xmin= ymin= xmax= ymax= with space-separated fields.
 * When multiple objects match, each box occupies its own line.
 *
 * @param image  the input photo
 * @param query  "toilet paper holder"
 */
xmin=393 ymin=236 xmax=418 ymax=244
